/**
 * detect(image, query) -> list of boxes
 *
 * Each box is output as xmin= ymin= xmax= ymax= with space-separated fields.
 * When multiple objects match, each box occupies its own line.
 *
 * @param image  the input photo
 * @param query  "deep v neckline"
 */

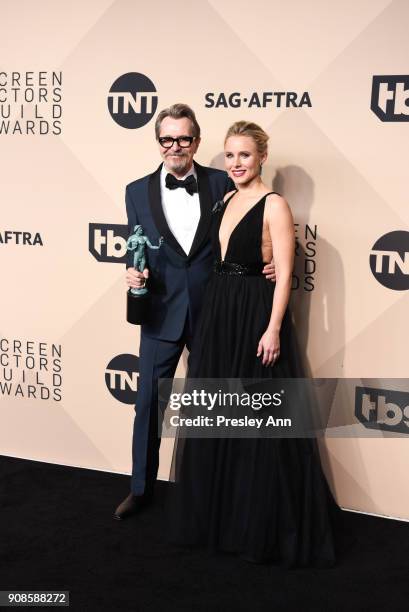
xmin=219 ymin=191 xmax=269 ymax=261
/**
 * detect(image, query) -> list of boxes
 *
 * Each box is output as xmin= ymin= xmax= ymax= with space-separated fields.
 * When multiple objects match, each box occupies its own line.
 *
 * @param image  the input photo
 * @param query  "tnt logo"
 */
xmin=355 ymin=387 xmax=409 ymax=434
xmin=105 ymin=354 xmax=139 ymax=404
xmin=371 ymin=75 xmax=409 ymax=122
xmin=370 ymin=231 xmax=409 ymax=290
xmin=108 ymin=72 xmax=158 ymax=129
xmin=89 ymin=224 xmax=128 ymax=263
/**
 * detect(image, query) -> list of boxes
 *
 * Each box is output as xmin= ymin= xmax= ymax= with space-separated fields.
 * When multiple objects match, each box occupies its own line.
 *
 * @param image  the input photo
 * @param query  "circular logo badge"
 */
xmin=107 ymin=72 xmax=158 ymax=129
xmin=105 ymin=353 xmax=139 ymax=404
xmin=370 ymin=230 xmax=409 ymax=290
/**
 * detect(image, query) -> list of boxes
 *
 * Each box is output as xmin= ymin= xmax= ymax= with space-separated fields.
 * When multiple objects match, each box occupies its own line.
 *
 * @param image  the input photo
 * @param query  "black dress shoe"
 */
xmin=113 ymin=492 xmax=152 ymax=520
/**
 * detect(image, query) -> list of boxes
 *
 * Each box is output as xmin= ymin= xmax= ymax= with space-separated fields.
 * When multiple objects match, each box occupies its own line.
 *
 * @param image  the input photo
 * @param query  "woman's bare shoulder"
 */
xmin=265 ymin=193 xmax=293 ymax=225
xmin=265 ymin=192 xmax=289 ymax=209
xmin=223 ymin=189 xmax=237 ymax=202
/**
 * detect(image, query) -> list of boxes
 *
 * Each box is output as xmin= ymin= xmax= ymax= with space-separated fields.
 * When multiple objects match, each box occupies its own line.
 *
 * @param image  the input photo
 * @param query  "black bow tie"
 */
xmin=165 ymin=173 xmax=198 ymax=195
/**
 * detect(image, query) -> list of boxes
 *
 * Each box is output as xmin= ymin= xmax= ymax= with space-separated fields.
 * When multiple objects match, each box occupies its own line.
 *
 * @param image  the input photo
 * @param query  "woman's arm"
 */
xmin=257 ymin=194 xmax=294 ymax=365
xmin=267 ymin=194 xmax=294 ymax=330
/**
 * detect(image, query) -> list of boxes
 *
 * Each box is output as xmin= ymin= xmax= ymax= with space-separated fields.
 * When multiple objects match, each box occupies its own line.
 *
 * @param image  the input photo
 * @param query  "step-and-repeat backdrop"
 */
xmin=1 ymin=0 xmax=408 ymax=519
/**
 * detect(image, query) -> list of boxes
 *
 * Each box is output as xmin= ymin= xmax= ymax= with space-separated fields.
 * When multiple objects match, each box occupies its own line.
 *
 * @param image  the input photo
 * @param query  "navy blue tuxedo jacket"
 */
xmin=125 ymin=161 xmax=233 ymax=341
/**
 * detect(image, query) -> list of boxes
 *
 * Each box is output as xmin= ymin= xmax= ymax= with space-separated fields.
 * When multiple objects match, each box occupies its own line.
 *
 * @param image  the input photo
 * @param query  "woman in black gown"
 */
xmin=168 ymin=121 xmax=339 ymax=568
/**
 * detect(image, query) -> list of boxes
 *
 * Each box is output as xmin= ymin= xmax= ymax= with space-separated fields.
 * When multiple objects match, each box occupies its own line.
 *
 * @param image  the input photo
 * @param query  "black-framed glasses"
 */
xmin=158 ymin=136 xmax=195 ymax=149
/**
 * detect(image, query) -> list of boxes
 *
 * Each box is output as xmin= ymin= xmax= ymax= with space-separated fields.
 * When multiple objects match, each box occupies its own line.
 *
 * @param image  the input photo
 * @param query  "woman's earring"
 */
xmin=259 ymin=163 xmax=263 ymax=175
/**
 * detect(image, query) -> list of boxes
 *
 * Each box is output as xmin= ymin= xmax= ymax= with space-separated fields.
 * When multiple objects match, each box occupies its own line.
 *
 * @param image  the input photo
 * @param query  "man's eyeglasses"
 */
xmin=158 ymin=136 xmax=195 ymax=149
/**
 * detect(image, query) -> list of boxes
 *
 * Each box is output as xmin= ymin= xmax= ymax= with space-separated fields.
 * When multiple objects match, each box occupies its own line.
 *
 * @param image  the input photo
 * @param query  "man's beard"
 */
xmin=165 ymin=153 xmax=190 ymax=174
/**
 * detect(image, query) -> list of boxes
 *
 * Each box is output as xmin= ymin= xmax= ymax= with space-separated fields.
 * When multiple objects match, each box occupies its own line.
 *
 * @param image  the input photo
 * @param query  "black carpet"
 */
xmin=1 ymin=455 xmax=409 ymax=612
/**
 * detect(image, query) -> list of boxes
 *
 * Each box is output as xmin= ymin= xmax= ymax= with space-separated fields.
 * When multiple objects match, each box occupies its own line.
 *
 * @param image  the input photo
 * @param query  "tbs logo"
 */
xmin=355 ymin=387 xmax=409 ymax=434
xmin=89 ymin=224 xmax=128 ymax=263
xmin=370 ymin=231 xmax=409 ymax=290
xmin=107 ymin=72 xmax=158 ymax=129
xmin=105 ymin=354 xmax=139 ymax=404
xmin=371 ymin=75 xmax=409 ymax=122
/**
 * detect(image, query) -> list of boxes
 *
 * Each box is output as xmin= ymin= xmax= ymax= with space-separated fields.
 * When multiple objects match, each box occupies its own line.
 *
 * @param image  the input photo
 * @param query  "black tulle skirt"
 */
xmin=167 ymin=274 xmax=341 ymax=568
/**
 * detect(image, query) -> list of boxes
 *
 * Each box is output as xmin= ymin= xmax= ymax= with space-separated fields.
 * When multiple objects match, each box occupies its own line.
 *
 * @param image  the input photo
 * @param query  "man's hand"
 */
xmin=126 ymin=267 xmax=149 ymax=289
xmin=262 ymin=261 xmax=276 ymax=281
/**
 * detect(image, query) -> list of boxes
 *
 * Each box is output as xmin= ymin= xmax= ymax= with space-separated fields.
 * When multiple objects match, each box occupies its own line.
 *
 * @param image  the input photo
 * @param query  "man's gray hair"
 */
xmin=154 ymin=103 xmax=201 ymax=139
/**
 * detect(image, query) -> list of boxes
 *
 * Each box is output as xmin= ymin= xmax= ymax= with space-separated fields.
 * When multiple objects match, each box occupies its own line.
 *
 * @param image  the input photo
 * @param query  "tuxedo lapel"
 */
xmin=148 ymin=163 xmax=187 ymax=258
xmin=188 ymin=161 xmax=212 ymax=259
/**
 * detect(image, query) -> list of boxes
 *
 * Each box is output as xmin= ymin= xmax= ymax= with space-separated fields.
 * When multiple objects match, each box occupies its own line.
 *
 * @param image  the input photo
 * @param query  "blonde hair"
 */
xmin=224 ymin=121 xmax=269 ymax=156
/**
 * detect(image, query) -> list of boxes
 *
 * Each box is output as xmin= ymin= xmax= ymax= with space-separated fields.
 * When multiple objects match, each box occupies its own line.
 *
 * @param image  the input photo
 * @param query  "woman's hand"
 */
xmin=257 ymin=328 xmax=280 ymax=366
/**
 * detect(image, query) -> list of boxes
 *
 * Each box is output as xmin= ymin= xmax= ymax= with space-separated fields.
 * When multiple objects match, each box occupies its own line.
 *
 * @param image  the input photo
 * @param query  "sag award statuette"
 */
xmin=126 ymin=225 xmax=163 ymax=325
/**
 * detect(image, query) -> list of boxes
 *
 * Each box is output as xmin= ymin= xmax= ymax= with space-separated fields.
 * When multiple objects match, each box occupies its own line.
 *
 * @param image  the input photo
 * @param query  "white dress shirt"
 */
xmin=160 ymin=164 xmax=201 ymax=255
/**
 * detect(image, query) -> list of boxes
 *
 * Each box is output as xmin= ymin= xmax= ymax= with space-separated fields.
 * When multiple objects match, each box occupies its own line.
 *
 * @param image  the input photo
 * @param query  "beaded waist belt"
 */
xmin=213 ymin=261 xmax=264 ymax=276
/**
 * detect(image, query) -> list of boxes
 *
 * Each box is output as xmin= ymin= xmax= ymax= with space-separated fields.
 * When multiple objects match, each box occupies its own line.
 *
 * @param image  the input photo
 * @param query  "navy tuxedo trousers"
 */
xmin=131 ymin=315 xmax=194 ymax=495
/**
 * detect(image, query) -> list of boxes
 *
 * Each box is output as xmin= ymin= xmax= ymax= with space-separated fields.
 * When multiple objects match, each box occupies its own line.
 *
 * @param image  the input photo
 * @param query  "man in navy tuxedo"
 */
xmin=114 ymin=104 xmax=274 ymax=519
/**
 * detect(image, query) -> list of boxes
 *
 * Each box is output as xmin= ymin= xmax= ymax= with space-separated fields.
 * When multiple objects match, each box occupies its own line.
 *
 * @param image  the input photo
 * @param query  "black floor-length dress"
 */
xmin=168 ymin=191 xmax=339 ymax=568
